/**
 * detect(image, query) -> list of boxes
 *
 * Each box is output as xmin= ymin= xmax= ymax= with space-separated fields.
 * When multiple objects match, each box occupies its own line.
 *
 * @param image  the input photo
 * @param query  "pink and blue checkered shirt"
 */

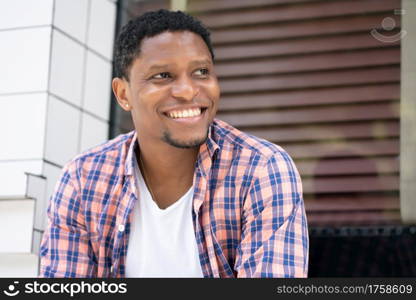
xmin=39 ymin=118 xmax=309 ymax=277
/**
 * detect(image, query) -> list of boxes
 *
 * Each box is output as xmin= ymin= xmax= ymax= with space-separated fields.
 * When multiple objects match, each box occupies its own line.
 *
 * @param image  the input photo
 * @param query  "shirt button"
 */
xmin=118 ymin=224 xmax=125 ymax=232
xmin=110 ymin=265 xmax=114 ymax=273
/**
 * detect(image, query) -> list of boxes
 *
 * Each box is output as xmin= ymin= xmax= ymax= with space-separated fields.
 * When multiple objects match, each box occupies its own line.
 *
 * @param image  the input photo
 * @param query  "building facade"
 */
xmin=0 ymin=0 xmax=415 ymax=277
xmin=0 ymin=0 xmax=117 ymax=276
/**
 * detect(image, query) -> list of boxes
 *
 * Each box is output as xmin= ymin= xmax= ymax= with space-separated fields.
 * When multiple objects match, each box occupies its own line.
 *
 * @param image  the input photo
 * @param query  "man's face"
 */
xmin=122 ymin=31 xmax=220 ymax=149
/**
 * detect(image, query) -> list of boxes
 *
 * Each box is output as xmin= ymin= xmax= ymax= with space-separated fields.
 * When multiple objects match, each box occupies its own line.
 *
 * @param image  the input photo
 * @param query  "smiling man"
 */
xmin=39 ymin=9 xmax=309 ymax=278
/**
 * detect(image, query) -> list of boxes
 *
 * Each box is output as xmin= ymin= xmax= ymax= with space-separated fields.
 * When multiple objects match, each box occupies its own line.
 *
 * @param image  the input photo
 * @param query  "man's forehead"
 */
xmin=135 ymin=31 xmax=212 ymax=67
xmin=142 ymin=30 xmax=201 ymax=46
xmin=139 ymin=31 xmax=209 ymax=56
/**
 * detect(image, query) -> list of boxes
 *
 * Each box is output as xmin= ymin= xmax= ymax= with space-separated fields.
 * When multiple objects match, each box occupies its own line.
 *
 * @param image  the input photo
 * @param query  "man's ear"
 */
xmin=112 ymin=77 xmax=132 ymax=111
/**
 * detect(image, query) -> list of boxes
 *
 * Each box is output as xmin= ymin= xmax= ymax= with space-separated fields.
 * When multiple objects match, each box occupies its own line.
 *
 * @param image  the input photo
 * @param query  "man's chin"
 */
xmin=162 ymin=131 xmax=208 ymax=149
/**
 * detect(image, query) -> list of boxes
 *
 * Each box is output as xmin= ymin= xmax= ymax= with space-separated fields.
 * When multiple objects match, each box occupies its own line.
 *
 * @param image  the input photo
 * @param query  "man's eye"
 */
xmin=194 ymin=68 xmax=209 ymax=76
xmin=152 ymin=72 xmax=171 ymax=79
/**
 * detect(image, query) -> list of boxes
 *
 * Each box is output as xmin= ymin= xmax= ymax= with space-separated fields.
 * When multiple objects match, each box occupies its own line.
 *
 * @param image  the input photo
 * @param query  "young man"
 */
xmin=40 ymin=9 xmax=309 ymax=278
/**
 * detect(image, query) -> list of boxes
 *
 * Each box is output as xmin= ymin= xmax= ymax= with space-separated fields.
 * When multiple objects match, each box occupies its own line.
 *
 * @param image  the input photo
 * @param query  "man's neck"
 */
xmin=138 ymin=143 xmax=198 ymax=179
xmin=134 ymin=134 xmax=200 ymax=209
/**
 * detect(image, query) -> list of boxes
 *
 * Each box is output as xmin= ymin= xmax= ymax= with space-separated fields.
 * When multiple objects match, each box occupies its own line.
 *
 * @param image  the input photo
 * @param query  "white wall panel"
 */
xmin=87 ymin=0 xmax=117 ymax=60
xmin=83 ymin=50 xmax=112 ymax=120
xmin=32 ymin=231 xmax=43 ymax=255
xmin=27 ymin=175 xmax=47 ymax=232
xmin=0 ymin=199 xmax=35 ymax=253
xmin=44 ymin=96 xmax=81 ymax=166
xmin=0 ymin=160 xmax=43 ymax=197
xmin=0 ymin=0 xmax=53 ymax=30
xmin=80 ymin=112 xmax=109 ymax=153
xmin=0 ymin=28 xmax=51 ymax=94
xmin=0 ymin=253 xmax=38 ymax=277
xmin=49 ymin=30 xmax=85 ymax=106
xmin=54 ymin=0 xmax=89 ymax=43
xmin=0 ymin=93 xmax=47 ymax=160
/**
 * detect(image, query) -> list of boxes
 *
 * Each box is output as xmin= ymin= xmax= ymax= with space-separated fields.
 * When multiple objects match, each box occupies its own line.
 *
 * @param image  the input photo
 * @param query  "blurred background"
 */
xmin=0 ymin=0 xmax=415 ymax=277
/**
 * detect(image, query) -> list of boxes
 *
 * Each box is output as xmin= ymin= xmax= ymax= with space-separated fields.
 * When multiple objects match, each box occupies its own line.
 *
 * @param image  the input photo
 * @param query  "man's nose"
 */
xmin=171 ymin=75 xmax=198 ymax=101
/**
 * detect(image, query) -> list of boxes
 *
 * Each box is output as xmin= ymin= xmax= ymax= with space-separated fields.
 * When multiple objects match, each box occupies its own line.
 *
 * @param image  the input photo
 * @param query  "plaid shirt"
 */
xmin=39 ymin=118 xmax=309 ymax=278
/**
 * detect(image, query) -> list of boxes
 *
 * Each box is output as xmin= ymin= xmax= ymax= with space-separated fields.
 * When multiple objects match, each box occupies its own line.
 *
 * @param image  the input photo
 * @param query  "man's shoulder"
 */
xmin=212 ymin=118 xmax=291 ymax=164
xmin=64 ymin=130 xmax=135 ymax=174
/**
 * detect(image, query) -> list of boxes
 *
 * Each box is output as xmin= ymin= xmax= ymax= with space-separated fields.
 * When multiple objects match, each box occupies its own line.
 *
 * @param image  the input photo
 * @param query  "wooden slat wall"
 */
xmin=188 ymin=0 xmax=401 ymax=226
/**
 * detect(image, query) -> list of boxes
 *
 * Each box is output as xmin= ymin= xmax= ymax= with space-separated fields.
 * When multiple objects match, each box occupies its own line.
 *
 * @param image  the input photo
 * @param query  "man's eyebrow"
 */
xmin=146 ymin=59 xmax=213 ymax=72
xmin=147 ymin=64 xmax=171 ymax=72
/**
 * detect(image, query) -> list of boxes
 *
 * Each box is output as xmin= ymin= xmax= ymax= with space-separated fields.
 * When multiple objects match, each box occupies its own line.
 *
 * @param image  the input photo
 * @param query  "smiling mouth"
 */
xmin=163 ymin=107 xmax=208 ymax=119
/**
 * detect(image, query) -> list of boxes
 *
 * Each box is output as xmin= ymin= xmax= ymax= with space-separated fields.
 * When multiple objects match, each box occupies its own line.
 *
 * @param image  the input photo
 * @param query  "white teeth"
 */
xmin=167 ymin=108 xmax=202 ymax=119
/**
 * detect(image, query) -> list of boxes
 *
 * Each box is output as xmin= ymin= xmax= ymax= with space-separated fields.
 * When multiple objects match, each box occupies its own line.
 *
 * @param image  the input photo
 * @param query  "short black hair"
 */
xmin=114 ymin=9 xmax=214 ymax=80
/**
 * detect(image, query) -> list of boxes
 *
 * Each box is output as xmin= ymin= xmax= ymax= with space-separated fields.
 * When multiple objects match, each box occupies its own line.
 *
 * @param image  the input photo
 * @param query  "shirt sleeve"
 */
xmin=234 ymin=150 xmax=309 ymax=277
xmin=39 ymin=162 xmax=97 ymax=277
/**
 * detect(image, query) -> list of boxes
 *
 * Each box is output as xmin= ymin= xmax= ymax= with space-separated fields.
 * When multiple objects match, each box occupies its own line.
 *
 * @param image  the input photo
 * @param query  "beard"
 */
xmin=162 ymin=128 xmax=209 ymax=149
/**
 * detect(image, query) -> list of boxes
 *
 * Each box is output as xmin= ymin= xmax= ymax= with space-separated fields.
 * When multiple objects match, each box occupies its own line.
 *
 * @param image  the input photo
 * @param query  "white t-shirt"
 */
xmin=125 ymin=157 xmax=204 ymax=278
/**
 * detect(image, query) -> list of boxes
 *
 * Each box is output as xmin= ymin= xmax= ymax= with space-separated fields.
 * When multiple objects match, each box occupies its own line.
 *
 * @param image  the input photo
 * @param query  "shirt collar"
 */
xmin=124 ymin=130 xmax=138 ymax=176
xmin=123 ymin=122 xmax=220 ymax=177
xmin=197 ymin=123 xmax=220 ymax=177
xmin=205 ymin=123 xmax=220 ymax=159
